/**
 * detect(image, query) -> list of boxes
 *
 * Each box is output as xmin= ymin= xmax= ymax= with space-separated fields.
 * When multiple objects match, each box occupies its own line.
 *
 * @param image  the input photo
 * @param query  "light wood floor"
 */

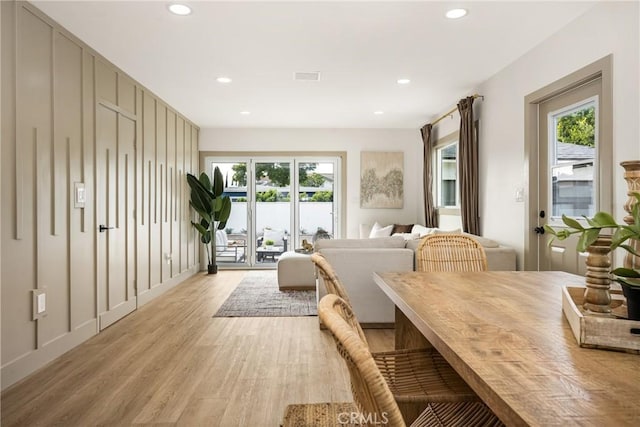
xmin=1 ymin=270 xmax=394 ymax=426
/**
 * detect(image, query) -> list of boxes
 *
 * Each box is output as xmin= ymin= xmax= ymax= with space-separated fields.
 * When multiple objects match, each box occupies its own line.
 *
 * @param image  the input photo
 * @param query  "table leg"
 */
xmin=395 ymin=306 xmax=432 ymax=350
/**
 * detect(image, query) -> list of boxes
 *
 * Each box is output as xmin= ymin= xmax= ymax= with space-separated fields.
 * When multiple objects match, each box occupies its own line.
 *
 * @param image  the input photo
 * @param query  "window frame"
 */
xmin=547 ymin=95 xmax=599 ymax=224
xmin=433 ymin=130 xmax=461 ymax=214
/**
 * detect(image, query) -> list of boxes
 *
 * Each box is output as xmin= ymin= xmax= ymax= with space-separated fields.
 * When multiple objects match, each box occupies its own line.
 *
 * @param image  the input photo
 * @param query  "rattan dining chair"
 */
xmin=416 ymin=234 xmax=488 ymax=272
xmin=319 ymin=294 xmax=505 ymax=427
xmin=310 ymin=252 xmax=479 ymax=424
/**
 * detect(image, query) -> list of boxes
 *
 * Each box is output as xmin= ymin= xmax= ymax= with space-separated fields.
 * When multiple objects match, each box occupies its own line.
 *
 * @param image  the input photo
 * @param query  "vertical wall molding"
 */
xmin=50 ymin=25 xmax=56 ymax=237
xmin=1 ymin=1 xmax=199 ymax=390
xmin=66 ymin=137 xmax=72 ymax=331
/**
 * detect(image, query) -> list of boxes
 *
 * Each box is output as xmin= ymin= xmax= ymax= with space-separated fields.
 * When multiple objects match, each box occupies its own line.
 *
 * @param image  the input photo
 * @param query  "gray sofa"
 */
xmin=315 ymin=234 xmax=516 ymax=326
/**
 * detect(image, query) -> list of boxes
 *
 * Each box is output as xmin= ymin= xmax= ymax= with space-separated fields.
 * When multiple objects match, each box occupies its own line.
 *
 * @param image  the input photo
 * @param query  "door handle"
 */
xmin=99 ymin=224 xmax=114 ymax=233
xmin=534 ymin=226 xmax=545 ymax=235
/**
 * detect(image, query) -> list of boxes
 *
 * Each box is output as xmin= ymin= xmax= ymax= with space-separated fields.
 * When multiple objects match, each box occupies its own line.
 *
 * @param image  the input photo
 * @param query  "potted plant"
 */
xmin=544 ymin=192 xmax=640 ymax=320
xmin=264 ymin=239 xmax=275 ymax=248
xmin=187 ymin=167 xmax=232 ymax=274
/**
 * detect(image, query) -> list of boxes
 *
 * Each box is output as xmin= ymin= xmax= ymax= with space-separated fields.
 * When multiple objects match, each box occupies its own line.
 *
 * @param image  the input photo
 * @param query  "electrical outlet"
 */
xmin=164 ymin=253 xmax=172 ymax=265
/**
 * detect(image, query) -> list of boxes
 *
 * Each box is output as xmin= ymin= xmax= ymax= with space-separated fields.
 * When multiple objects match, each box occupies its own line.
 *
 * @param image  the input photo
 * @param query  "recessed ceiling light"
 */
xmin=240 ymin=111 xmax=251 ymax=115
xmin=446 ymin=8 xmax=467 ymax=19
xmin=168 ymin=3 xmax=191 ymax=16
xmin=373 ymin=111 xmax=384 ymax=115
xmin=216 ymin=77 xmax=232 ymax=84
xmin=397 ymin=78 xmax=411 ymax=85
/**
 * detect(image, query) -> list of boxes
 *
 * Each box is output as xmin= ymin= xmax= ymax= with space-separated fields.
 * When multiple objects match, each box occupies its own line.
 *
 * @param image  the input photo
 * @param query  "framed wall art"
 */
xmin=360 ymin=151 xmax=404 ymax=208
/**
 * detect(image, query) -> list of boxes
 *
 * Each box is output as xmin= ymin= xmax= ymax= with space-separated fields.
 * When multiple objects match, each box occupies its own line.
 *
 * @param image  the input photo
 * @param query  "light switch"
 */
xmin=37 ymin=293 xmax=46 ymax=314
xmin=74 ymin=182 xmax=86 ymax=208
xmin=32 ymin=289 xmax=47 ymax=320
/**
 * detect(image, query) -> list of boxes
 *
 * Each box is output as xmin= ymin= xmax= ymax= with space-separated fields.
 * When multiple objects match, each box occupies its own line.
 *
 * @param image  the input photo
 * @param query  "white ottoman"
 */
xmin=277 ymin=251 xmax=316 ymax=290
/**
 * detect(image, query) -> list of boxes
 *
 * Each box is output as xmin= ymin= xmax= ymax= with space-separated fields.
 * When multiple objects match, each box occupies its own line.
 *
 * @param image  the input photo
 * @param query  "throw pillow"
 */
xmin=369 ymin=222 xmax=393 ymax=238
xmin=391 ymin=224 xmax=413 ymax=234
xmin=411 ymin=224 xmax=436 ymax=237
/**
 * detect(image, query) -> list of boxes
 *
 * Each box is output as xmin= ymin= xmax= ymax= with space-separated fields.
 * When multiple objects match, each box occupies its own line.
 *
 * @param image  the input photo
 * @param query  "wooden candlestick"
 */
xmin=583 ymin=236 xmax=612 ymax=314
xmin=621 ymin=160 xmax=640 ymax=270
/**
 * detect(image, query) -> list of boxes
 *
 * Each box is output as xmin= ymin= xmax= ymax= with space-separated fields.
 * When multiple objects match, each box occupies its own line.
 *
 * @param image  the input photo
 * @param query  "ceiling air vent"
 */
xmin=294 ymin=71 xmax=320 ymax=81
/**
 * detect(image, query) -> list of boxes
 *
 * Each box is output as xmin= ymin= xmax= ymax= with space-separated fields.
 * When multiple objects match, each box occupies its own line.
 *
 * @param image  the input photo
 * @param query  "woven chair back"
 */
xmin=311 ymin=253 xmax=351 ymax=303
xmin=318 ymin=294 xmax=407 ymax=427
xmin=311 ymin=253 xmax=369 ymax=345
xmin=416 ymin=234 xmax=488 ymax=273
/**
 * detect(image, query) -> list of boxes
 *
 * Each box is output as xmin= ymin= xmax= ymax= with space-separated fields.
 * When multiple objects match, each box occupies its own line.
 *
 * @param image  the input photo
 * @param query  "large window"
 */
xmin=435 ymin=141 xmax=459 ymax=208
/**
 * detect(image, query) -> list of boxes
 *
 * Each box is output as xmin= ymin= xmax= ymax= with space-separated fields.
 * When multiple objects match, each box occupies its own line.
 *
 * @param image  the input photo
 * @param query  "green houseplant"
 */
xmin=187 ymin=167 xmax=232 ymax=274
xmin=544 ymin=192 xmax=640 ymax=320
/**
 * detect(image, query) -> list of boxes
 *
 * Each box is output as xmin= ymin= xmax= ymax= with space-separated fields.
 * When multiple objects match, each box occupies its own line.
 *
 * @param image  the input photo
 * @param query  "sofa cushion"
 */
xmin=393 ymin=232 xmax=421 ymax=241
xmin=315 ymin=236 xmax=406 ymax=250
xmin=405 ymin=233 xmax=500 ymax=250
xmin=463 ymin=233 xmax=499 ymax=248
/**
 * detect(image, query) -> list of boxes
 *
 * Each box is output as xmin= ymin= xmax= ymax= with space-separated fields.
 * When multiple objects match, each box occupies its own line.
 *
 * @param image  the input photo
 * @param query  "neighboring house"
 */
xmin=1 ymin=0 xmax=638 ymax=391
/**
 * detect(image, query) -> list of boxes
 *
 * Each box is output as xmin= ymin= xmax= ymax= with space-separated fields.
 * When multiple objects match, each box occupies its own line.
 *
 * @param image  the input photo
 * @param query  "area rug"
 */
xmin=213 ymin=271 xmax=317 ymax=317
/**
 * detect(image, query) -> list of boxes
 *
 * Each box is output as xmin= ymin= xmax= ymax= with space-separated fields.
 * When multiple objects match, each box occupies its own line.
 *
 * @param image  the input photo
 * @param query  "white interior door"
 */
xmin=96 ymin=103 xmax=136 ymax=329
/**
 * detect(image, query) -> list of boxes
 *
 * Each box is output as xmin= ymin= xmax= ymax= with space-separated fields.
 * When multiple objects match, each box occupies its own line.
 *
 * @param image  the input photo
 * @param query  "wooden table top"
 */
xmin=373 ymin=271 xmax=640 ymax=427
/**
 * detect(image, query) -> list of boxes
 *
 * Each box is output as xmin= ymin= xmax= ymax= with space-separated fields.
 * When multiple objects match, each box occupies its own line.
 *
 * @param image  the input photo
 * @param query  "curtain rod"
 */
xmin=431 ymin=94 xmax=484 ymax=126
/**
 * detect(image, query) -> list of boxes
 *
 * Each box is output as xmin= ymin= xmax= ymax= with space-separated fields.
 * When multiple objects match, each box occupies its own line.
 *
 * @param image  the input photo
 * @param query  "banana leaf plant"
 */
xmin=187 ymin=167 xmax=232 ymax=274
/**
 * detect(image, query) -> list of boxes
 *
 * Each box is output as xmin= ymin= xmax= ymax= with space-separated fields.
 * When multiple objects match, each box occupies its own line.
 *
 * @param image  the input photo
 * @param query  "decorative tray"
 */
xmin=562 ymin=286 xmax=640 ymax=354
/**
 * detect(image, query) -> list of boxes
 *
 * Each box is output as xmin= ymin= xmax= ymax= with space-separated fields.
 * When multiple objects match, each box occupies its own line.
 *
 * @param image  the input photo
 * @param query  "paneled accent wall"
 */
xmin=0 ymin=1 xmax=199 ymax=389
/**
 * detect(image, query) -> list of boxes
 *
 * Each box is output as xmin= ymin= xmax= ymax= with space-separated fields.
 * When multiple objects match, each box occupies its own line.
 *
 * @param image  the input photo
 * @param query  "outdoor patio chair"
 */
xmin=416 ymin=234 xmax=488 ymax=272
xmin=310 ymin=252 xmax=480 ymax=424
xmin=317 ymin=294 xmax=505 ymax=427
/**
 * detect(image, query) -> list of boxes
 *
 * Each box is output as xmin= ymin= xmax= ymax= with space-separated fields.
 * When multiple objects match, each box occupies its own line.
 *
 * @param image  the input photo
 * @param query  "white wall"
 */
xmin=199 ymin=128 xmax=423 ymax=237
xmin=441 ymin=1 xmax=638 ymax=268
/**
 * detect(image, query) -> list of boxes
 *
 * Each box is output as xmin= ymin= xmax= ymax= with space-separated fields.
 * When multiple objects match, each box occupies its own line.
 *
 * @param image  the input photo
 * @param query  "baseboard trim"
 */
xmin=1 ymin=320 xmax=97 ymax=391
xmin=137 ymin=265 xmax=199 ymax=307
xmin=2 ymin=266 xmax=199 ymax=391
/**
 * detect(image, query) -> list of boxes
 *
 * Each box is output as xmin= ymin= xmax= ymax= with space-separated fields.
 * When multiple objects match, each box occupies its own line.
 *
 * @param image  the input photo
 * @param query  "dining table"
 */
xmin=373 ymin=270 xmax=640 ymax=426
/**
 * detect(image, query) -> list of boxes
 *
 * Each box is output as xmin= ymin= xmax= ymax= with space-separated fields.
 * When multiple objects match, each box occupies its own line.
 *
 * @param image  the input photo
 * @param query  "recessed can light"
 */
xmin=168 ymin=3 xmax=191 ymax=16
xmin=216 ymin=77 xmax=232 ymax=84
xmin=373 ymin=111 xmax=384 ymax=115
xmin=240 ymin=111 xmax=251 ymax=115
xmin=397 ymin=78 xmax=411 ymax=85
xmin=446 ymin=8 xmax=467 ymax=19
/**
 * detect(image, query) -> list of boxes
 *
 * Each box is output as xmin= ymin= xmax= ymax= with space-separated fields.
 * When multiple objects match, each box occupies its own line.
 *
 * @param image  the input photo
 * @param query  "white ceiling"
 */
xmin=33 ymin=1 xmax=598 ymax=129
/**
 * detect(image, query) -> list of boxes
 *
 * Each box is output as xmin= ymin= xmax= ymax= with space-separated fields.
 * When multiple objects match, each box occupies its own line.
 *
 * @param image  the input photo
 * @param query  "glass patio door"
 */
xmin=205 ymin=155 xmax=340 ymax=268
xmin=297 ymin=160 xmax=336 ymax=248
xmin=254 ymin=160 xmax=292 ymax=265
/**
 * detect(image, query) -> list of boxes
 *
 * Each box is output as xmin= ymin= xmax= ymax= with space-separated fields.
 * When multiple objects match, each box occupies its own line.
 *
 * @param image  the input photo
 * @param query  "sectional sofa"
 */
xmin=315 ymin=233 xmax=516 ymax=326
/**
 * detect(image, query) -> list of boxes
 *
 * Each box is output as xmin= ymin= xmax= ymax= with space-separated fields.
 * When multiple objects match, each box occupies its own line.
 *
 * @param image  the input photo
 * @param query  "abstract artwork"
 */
xmin=360 ymin=151 xmax=404 ymax=208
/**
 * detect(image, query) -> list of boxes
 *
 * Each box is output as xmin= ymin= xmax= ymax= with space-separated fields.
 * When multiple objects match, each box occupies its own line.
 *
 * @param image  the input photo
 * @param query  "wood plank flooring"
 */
xmin=1 ymin=270 xmax=394 ymax=426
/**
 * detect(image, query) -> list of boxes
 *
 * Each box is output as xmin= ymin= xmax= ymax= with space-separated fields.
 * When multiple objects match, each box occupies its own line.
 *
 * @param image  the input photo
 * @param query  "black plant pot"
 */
xmin=208 ymin=264 xmax=218 ymax=275
xmin=622 ymin=284 xmax=640 ymax=321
